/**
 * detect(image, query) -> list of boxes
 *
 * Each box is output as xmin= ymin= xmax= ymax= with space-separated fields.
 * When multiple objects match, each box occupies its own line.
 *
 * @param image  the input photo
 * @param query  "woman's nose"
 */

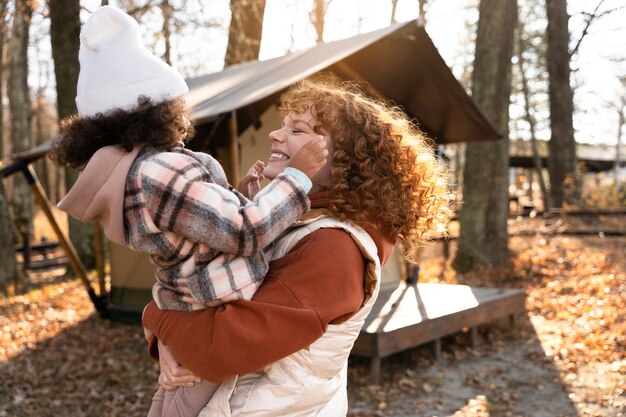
xmin=268 ymin=129 xmax=284 ymax=142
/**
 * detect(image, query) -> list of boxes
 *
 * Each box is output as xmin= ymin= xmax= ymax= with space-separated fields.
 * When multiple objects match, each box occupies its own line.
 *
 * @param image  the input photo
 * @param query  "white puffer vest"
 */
xmin=198 ymin=215 xmax=382 ymax=417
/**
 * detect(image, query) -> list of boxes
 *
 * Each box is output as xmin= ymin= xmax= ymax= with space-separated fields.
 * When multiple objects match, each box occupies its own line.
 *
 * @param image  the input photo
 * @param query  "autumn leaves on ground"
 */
xmin=1 ymin=234 xmax=625 ymax=417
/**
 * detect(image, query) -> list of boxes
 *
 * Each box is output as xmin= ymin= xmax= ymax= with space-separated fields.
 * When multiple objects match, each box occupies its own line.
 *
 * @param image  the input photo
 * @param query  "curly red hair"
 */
xmin=280 ymin=77 xmax=450 ymax=255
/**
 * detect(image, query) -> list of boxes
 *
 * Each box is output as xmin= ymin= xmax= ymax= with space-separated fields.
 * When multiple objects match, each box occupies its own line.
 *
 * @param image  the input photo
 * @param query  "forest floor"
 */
xmin=1 ymin=231 xmax=624 ymax=417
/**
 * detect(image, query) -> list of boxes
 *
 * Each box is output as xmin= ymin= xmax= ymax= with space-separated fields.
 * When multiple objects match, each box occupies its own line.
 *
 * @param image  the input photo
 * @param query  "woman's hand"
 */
xmin=143 ymin=326 xmax=154 ymax=343
xmin=236 ymin=160 xmax=265 ymax=199
xmin=157 ymin=340 xmax=202 ymax=390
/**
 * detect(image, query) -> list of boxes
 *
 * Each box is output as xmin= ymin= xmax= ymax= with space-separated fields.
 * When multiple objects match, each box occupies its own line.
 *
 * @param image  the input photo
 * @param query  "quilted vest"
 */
xmin=198 ymin=215 xmax=382 ymax=417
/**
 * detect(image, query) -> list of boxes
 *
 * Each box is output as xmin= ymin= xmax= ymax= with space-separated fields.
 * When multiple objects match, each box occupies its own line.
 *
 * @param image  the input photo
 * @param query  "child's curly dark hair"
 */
xmin=49 ymin=96 xmax=194 ymax=169
xmin=280 ymin=76 xmax=451 ymax=255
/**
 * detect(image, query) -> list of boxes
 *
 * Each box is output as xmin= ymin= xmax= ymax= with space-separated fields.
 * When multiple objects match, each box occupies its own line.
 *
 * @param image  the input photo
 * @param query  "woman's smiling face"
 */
xmin=264 ymin=108 xmax=333 ymax=192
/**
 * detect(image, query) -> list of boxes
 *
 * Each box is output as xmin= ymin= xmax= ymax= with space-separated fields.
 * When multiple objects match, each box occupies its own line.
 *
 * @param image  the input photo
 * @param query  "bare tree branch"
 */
xmin=124 ymin=0 xmax=158 ymax=21
xmin=390 ymin=0 xmax=398 ymax=24
xmin=310 ymin=0 xmax=326 ymax=42
xmin=569 ymin=1 xmax=624 ymax=58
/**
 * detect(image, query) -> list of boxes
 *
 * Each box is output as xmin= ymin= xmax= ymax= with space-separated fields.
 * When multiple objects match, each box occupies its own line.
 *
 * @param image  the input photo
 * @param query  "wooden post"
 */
xmin=432 ymin=338 xmax=442 ymax=360
xmin=469 ymin=326 xmax=479 ymax=348
xmin=228 ymin=110 xmax=240 ymax=185
xmin=370 ymin=357 xmax=381 ymax=385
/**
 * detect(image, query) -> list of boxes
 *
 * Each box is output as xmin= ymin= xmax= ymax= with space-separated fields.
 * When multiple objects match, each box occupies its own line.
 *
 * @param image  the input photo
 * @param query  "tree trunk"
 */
xmin=223 ymin=0 xmax=266 ymax=181
xmin=33 ymin=93 xmax=48 ymax=195
xmin=8 ymin=0 xmax=34 ymax=287
xmin=454 ymin=0 xmax=517 ymax=272
xmin=0 ymin=0 xmax=15 ymax=295
xmin=613 ymin=76 xmax=626 ymax=188
xmin=311 ymin=0 xmax=325 ymax=42
xmin=390 ymin=0 xmax=398 ymax=24
xmin=418 ymin=0 xmax=427 ymax=25
xmin=546 ymin=0 xmax=576 ymax=208
xmin=615 ymin=98 xmax=625 ymax=187
xmin=0 ymin=1 xmax=14 ymax=292
xmin=49 ymin=0 xmax=79 ymax=121
xmin=0 ymin=0 xmax=7 ymax=159
xmin=0 ymin=180 xmax=14 ymax=295
xmin=517 ymin=24 xmax=551 ymax=211
xmin=161 ymin=0 xmax=172 ymax=65
xmin=224 ymin=0 xmax=267 ymax=67
xmin=49 ymin=0 xmax=96 ymax=268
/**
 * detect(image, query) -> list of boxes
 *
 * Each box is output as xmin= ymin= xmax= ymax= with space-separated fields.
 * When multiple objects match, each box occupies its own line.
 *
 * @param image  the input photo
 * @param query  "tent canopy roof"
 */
xmin=184 ymin=20 xmax=500 ymax=145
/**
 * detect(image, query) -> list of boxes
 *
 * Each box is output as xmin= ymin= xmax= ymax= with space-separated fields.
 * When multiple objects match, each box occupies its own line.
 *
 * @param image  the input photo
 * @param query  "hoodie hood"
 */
xmin=57 ymin=145 xmax=141 ymax=246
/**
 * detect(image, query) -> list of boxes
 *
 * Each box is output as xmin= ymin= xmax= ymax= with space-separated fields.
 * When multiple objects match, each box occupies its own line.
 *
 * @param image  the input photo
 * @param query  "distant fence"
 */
xmin=509 ymin=207 xmax=626 ymax=237
xmin=15 ymin=240 xmax=68 ymax=271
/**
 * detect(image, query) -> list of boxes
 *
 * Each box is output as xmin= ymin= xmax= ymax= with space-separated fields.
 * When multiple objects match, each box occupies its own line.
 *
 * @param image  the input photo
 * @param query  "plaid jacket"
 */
xmin=125 ymin=146 xmax=309 ymax=310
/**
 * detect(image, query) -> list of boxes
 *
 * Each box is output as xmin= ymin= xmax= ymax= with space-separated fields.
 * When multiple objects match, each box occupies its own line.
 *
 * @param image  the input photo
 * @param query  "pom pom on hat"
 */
xmin=75 ymin=6 xmax=188 ymax=117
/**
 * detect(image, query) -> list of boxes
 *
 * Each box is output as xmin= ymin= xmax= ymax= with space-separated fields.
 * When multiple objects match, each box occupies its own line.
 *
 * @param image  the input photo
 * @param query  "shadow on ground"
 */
xmin=347 ymin=307 xmax=580 ymax=417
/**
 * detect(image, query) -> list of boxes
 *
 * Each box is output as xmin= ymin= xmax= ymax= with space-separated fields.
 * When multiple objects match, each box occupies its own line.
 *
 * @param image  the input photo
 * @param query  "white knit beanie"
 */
xmin=75 ymin=6 xmax=188 ymax=117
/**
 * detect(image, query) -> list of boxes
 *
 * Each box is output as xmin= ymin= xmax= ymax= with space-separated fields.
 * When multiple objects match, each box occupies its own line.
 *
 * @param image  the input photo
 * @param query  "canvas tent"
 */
xmin=184 ymin=19 xmax=499 ymax=149
xmin=108 ymin=20 xmax=501 ymax=322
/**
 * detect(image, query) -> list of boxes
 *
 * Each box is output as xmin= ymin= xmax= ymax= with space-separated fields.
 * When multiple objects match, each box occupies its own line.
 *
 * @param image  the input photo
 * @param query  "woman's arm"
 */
xmin=142 ymin=228 xmax=366 ymax=383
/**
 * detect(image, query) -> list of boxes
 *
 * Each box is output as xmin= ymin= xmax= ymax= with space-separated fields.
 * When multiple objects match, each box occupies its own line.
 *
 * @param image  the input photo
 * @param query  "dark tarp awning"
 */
xmin=184 ymin=20 xmax=500 ymax=146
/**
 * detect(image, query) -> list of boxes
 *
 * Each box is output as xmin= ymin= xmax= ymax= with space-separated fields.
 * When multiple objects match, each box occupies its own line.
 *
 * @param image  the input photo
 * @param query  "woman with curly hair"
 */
xmin=49 ymin=6 xmax=327 ymax=417
xmin=142 ymin=76 xmax=450 ymax=416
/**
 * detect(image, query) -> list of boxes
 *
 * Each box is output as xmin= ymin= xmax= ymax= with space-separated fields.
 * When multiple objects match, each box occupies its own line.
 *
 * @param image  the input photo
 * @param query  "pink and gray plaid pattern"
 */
xmin=124 ymin=146 xmax=309 ymax=310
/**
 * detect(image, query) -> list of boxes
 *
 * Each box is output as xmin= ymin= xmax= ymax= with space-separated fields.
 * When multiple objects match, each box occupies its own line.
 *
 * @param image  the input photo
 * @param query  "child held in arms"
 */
xmin=49 ymin=6 xmax=327 ymax=417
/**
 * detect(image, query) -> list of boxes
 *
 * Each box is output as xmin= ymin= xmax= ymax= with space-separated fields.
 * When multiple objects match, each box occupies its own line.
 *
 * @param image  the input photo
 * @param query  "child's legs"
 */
xmin=160 ymin=380 xmax=220 ymax=417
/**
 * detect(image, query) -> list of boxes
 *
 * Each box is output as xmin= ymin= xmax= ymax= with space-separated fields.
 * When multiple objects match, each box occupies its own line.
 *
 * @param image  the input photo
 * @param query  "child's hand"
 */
xmin=288 ymin=136 xmax=329 ymax=179
xmin=237 ymin=160 xmax=265 ymax=199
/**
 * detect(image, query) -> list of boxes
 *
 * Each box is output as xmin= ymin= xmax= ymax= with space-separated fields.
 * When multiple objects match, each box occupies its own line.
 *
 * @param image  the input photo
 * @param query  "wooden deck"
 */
xmin=352 ymin=282 xmax=526 ymax=383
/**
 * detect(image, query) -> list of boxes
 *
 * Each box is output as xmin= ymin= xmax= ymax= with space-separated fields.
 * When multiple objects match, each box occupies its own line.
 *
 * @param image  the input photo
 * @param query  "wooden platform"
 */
xmin=352 ymin=282 xmax=526 ymax=383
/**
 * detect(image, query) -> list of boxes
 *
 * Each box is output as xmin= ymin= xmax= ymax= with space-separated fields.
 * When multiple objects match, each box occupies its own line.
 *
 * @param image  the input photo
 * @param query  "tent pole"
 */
xmin=1 ymin=145 xmax=108 ymax=315
xmin=228 ymin=110 xmax=240 ymax=184
xmin=22 ymin=163 xmax=108 ymax=315
xmin=93 ymin=221 xmax=107 ymax=298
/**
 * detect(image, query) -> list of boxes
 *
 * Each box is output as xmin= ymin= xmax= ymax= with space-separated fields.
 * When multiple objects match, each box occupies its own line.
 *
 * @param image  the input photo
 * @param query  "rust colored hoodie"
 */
xmin=142 ymin=192 xmax=395 ymax=383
